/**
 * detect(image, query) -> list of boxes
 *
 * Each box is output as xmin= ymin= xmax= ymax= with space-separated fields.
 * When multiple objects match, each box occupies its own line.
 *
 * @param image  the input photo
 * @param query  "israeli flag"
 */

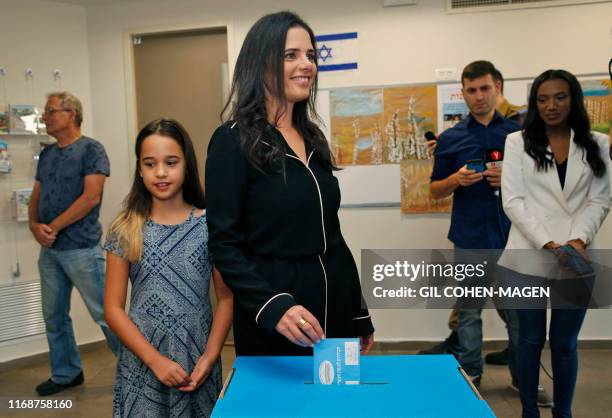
xmin=315 ymin=32 xmax=358 ymax=72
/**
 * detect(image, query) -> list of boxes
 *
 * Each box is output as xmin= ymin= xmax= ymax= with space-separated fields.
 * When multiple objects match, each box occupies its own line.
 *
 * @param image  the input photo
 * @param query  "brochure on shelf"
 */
xmin=0 ymin=104 xmax=8 ymax=134
xmin=0 ymin=140 xmax=11 ymax=173
xmin=14 ymin=188 xmax=32 ymax=222
xmin=9 ymin=105 xmax=43 ymax=135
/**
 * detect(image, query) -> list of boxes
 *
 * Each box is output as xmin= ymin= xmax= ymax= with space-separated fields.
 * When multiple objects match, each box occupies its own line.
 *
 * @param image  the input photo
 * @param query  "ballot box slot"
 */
xmin=458 ymin=367 xmax=483 ymax=400
xmin=303 ymin=381 xmax=389 ymax=385
xmin=219 ymin=368 xmax=235 ymax=399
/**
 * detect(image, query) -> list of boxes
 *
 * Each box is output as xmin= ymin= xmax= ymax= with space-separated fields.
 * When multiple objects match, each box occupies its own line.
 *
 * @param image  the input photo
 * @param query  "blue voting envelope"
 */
xmin=314 ymin=338 xmax=360 ymax=385
xmin=212 ymin=355 xmax=495 ymax=417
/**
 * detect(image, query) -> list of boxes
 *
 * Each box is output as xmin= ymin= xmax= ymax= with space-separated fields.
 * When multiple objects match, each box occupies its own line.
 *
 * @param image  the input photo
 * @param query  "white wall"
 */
xmin=84 ymin=0 xmax=612 ymax=343
xmin=2 ymin=0 xmax=612 ymax=362
xmin=0 ymin=0 xmax=104 ymax=363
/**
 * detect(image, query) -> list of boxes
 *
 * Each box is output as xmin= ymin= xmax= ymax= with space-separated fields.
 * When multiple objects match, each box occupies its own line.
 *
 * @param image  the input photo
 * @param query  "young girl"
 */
xmin=104 ymin=118 xmax=232 ymax=417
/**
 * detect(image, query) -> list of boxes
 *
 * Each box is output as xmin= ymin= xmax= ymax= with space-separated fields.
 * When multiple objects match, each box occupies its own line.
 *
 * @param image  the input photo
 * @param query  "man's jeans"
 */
xmin=454 ymin=251 xmax=520 ymax=379
xmin=39 ymin=244 xmax=120 ymax=384
xmin=458 ymin=308 xmax=519 ymax=378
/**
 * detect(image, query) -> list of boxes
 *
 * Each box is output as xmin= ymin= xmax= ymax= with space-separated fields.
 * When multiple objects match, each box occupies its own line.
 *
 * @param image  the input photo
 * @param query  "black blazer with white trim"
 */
xmin=205 ymin=122 xmax=374 ymax=355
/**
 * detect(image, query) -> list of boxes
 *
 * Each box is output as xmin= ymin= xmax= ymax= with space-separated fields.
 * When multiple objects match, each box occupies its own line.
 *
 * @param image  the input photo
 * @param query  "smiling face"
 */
xmin=282 ymin=26 xmax=317 ymax=104
xmin=536 ymin=78 xmax=571 ymax=128
xmin=462 ymin=74 xmax=499 ymax=118
xmin=139 ymin=134 xmax=185 ymax=203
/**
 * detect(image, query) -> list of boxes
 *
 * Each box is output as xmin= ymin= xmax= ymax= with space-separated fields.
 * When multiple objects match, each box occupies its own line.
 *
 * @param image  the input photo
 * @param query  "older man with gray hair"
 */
xmin=29 ymin=91 xmax=119 ymax=396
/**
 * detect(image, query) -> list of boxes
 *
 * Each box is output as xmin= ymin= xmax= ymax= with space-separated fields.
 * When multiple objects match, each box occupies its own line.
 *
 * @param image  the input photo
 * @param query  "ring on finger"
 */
xmin=296 ymin=318 xmax=309 ymax=329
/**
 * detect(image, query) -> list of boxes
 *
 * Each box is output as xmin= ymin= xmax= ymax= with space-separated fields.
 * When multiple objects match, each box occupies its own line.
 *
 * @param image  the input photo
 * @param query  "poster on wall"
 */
xmin=400 ymin=160 xmax=452 ymax=214
xmin=436 ymin=83 xmax=469 ymax=134
xmin=328 ymin=83 xmax=451 ymax=213
xmin=581 ymin=79 xmax=611 ymax=139
xmin=330 ymin=88 xmax=384 ymax=166
xmin=382 ymin=85 xmax=451 ymax=213
xmin=323 ymin=74 xmax=607 ymax=210
xmin=329 ymin=85 xmax=438 ymax=166
xmin=319 ymin=90 xmax=399 ymax=207
xmin=383 ymin=85 xmax=437 ymax=163
xmin=395 ymin=85 xmax=452 ymax=214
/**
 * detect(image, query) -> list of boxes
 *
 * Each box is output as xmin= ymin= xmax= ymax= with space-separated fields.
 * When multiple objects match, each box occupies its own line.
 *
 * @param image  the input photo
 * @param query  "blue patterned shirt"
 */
xmin=35 ymin=136 xmax=110 ymax=250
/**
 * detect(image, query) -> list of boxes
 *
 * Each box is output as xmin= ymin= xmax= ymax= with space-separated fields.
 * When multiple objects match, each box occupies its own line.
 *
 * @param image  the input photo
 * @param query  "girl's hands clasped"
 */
xmin=149 ymin=354 xmax=191 ymax=388
xmin=178 ymin=354 xmax=215 ymax=392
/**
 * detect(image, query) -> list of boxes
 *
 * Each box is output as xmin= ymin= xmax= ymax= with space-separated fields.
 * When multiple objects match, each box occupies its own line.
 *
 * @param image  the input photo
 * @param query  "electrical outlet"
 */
xmin=435 ymin=68 xmax=457 ymax=81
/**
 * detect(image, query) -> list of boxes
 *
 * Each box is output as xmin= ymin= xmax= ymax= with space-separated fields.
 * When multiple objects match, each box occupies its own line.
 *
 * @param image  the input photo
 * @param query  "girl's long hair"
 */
xmin=523 ymin=69 xmax=605 ymax=177
xmin=107 ymin=118 xmax=204 ymax=262
xmin=221 ymin=11 xmax=337 ymax=173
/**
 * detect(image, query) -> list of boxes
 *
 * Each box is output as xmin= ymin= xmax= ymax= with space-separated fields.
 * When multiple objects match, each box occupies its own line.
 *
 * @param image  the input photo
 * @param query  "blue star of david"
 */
xmin=317 ymin=44 xmax=333 ymax=62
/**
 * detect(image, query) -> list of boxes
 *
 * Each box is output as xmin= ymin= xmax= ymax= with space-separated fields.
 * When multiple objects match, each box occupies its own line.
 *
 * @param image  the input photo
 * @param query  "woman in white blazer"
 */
xmin=500 ymin=69 xmax=610 ymax=418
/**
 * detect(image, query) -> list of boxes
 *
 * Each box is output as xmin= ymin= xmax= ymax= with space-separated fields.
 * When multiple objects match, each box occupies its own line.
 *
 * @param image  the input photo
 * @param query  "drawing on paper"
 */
xmin=401 ymin=160 xmax=452 ymax=214
xmin=329 ymin=88 xmax=384 ymax=166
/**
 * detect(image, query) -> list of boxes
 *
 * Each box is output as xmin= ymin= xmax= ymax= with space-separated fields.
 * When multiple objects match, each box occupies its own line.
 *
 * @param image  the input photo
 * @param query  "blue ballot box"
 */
xmin=212 ymin=355 xmax=495 ymax=417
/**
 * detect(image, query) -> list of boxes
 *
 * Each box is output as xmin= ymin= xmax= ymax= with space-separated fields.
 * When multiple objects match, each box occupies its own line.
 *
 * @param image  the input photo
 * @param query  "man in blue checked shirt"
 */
xmin=427 ymin=60 xmax=518 ymax=389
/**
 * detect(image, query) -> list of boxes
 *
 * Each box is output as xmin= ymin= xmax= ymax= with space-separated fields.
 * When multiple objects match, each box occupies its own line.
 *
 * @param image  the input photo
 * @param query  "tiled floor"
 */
xmin=1 ymin=345 xmax=610 ymax=417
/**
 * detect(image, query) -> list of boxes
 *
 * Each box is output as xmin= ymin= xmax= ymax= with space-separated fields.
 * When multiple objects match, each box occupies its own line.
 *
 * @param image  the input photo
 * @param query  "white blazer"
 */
xmin=498 ymin=130 xmax=611 ymax=276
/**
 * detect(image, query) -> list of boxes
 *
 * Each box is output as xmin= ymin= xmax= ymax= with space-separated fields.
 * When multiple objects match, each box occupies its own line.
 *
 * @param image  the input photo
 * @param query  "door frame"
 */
xmin=122 ymin=21 xmax=234 ymax=174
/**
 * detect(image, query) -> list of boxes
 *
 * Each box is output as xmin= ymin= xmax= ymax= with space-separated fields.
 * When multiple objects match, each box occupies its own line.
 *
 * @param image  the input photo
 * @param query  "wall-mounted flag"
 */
xmin=315 ymin=32 xmax=358 ymax=73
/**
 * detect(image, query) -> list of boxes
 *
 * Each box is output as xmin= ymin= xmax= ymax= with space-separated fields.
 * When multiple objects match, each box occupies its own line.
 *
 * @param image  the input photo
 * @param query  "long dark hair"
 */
xmin=221 ymin=11 xmax=337 ymax=172
xmin=108 ymin=118 xmax=204 ymax=261
xmin=523 ymin=69 xmax=605 ymax=177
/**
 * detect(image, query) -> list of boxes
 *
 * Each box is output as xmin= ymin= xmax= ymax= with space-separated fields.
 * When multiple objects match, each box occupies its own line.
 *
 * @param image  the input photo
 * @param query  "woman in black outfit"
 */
xmin=205 ymin=11 xmax=374 ymax=356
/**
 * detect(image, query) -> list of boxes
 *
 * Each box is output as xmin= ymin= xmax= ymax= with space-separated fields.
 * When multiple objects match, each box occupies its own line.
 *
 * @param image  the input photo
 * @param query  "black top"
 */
xmin=556 ymin=159 xmax=568 ymax=190
xmin=205 ymin=122 xmax=373 ymax=351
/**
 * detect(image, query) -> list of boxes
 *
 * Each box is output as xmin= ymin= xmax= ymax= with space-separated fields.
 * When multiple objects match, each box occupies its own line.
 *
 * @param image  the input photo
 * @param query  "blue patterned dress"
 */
xmin=104 ymin=208 xmax=221 ymax=418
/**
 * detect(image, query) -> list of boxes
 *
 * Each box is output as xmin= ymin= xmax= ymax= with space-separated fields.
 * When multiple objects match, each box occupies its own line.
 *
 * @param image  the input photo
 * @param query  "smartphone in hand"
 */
xmin=554 ymin=245 xmax=594 ymax=276
xmin=466 ymin=159 xmax=485 ymax=173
